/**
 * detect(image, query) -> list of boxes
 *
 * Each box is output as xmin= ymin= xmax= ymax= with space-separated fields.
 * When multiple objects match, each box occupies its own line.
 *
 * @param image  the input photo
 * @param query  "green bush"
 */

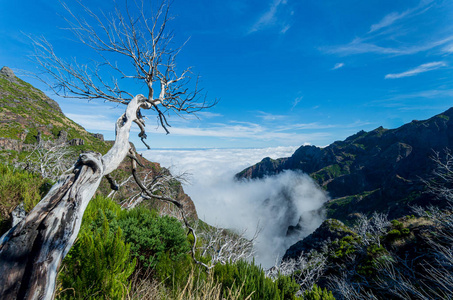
xmin=57 ymin=212 xmax=136 ymax=299
xmin=118 ymin=207 xmax=190 ymax=269
xmin=386 ymin=219 xmax=410 ymax=241
xmin=24 ymin=128 xmax=38 ymax=144
xmin=332 ymin=235 xmax=357 ymax=259
xmin=303 ymin=285 xmax=335 ymax=300
xmin=214 ymin=260 xmax=302 ymax=300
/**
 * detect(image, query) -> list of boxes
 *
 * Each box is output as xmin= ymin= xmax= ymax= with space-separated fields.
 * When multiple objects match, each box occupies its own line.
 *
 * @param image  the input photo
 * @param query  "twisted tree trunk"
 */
xmin=0 ymin=95 xmax=148 ymax=299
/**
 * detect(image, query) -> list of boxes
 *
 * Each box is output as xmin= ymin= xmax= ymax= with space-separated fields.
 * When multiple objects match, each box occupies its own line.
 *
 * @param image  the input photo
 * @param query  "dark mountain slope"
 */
xmin=237 ymin=108 xmax=453 ymax=221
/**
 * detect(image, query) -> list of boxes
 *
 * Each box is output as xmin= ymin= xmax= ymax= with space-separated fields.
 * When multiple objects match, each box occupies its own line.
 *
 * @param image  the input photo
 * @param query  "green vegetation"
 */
xmin=358 ymin=244 xmax=388 ymax=276
xmin=0 ymin=163 xmax=52 ymax=234
xmin=214 ymin=260 xmax=302 ymax=300
xmin=118 ymin=207 xmax=190 ymax=269
xmin=57 ymin=216 xmax=135 ymax=299
xmin=303 ymin=285 xmax=335 ymax=300
xmin=331 ymin=235 xmax=358 ymax=260
xmin=52 ymin=195 xmax=305 ymax=299
xmin=1 ymin=71 xmax=111 ymax=158
xmin=325 ymin=190 xmax=380 ymax=223
xmin=385 ymin=219 xmax=411 ymax=241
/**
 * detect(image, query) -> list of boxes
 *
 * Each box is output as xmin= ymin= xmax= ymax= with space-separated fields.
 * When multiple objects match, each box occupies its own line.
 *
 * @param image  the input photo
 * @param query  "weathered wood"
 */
xmin=0 ymin=95 xmax=147 ymax=299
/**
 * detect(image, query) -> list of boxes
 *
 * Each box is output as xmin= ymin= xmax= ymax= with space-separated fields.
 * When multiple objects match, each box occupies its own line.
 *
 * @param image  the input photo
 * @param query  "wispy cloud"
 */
xmin=280 ymin=24 xmax=291 ymax=34
xmin=161 ymin=118 xmax=372 ymax=145
xmin=197 ymin=111 xmax=223 ymax=119
xmin=368 ymin=0 xmax=433 ymax=33
xmin=332 ymin=62 xmax=345 ymax=70
xmin=163 ymin=122 xmax=332 ymax=144
xmin=323 ymin=1 xmax=452 ymax=57
xmin=65 ymin=113 xmax=116 ymax=131
xmin=369 ymin=11 xmax=409 ymax=33
xmin=325 ymin=35 xmax=453 ymax=56
xmin=256 ymin=111 xmax=287 ymax=121
xmin=385 ymin=61 xmax=447 ymax=79
xmin=442 ymin=43 xmax=453 ymax=53
xmin=371 ymin=89 xmax=453 ymax=106
xmin=291 ymin=96 xmax=303 ymax=110
xmin=249 ymin=0 xmax=290 ymax=34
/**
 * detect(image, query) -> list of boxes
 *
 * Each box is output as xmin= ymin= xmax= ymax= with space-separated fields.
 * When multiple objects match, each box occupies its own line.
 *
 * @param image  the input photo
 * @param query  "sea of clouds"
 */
xmin=142 ymin=146 xmax=328 ymax=268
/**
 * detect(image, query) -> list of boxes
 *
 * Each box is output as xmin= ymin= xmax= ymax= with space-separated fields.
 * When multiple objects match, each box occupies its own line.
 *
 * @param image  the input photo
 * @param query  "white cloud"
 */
xmin=324 ymin=1 xmax=452 ymax=57
xmin=291 ymin=96 xmax=303 ymax=110
xmin=65 ymin=113 xmax=116 ymax=131
xmin=196 ymin=111 xmax=223 ymax=119
xmin=166 ymin=122 xmax=331 ymax=144
xmin=143 ymin=146 xmax=328 ymax=267
xmin=256 ymin=111 xmax=287 ymax=121
xmin=369 ymin=11 xmax=408 ymax=33
xmin=385 ymin=61 xmax=447 ymax=79
xmin=280 ymin=24 xmax=291 ymax=34
xmin=332 ymin=62 xmax=345 ymax=70
xmin=442 ymin=43 xmax=453 ymax=53
xmin=249 ymin=0 xmax=290 ymax=34
xmin=391 ymin=89 xmax=453 ymax=99
xmin=369 ymin=0 xmax=433 ymax=33
xmin=325 ymin=36 xmax=453 ymax=56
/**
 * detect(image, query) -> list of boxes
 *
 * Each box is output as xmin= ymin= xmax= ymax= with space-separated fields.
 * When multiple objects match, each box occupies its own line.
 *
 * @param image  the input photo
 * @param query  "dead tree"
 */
xmin=21 ymin=141 xmax=75 ymax=181
xmin=0 ymin=1 xmax=215 ymax=299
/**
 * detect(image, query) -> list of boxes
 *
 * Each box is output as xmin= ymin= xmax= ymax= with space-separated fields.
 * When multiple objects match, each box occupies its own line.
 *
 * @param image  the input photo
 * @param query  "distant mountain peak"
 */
xmin=1 ymin=66 xmax=15 ymax=78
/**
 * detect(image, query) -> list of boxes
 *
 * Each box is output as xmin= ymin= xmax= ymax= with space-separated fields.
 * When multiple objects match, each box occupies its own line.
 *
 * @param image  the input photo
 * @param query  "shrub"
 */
xmin=57 ymin=212 xmax=136 ymax=299
xmin=214 ymin=260 xmax=302 ymax=300
xmin=117 ymin=207 xmax=190 ymax=269
xmin=303 ymin=284 xmax=335 ymax=300
xmin=332 ymin=235 xmax=357 ymax=259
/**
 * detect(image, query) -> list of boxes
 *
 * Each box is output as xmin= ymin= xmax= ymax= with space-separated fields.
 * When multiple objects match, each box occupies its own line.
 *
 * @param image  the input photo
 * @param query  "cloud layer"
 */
xmin=143 ymin=147 xmax=329 ymax=267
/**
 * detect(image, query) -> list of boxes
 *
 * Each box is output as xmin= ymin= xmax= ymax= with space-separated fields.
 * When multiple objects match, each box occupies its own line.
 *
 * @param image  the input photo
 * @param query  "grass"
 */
xmin=126 ymin=268 xmax=252 ymax=300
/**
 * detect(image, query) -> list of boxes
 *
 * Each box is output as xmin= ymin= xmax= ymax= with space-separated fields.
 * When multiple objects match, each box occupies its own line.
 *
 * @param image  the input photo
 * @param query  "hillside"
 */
xmin=0 ymin=66 xmax=197 ymax=227
xmin=0 ymin=66 xmax=111 ymax=157
xmin=237 ymin=108 xmax=453 ymax=221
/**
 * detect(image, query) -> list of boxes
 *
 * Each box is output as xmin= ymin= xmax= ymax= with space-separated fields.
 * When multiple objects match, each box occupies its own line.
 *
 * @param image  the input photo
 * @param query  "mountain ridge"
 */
xmin=237 ymin=108 xmax=453 ymax=221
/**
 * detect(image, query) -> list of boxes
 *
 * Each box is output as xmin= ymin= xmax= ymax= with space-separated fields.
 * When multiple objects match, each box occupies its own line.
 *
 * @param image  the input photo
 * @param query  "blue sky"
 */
xmin=1 ymin=0 xmax=452 ymax=149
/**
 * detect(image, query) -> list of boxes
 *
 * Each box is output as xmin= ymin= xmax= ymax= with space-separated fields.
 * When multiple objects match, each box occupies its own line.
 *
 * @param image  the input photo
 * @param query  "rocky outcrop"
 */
xmin=237 ymin=108 xmax=453 ymax=221
xmin=0 ymin=66 xmax=15 ymax=78
xmin=92 ymin=133 xmax=104 ymax=141
xmin=283 ymin=218 xmax=353 ymax=260
xmin=0 ymin=138 xmax=23 ymax=151
xmin=68 ymin=138 xmax=85 ymax=146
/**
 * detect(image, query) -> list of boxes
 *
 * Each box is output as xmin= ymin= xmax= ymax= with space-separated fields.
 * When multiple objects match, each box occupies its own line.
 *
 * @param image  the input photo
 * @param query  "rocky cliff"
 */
xmin=237 ymin=108 xmax=453 ymax=221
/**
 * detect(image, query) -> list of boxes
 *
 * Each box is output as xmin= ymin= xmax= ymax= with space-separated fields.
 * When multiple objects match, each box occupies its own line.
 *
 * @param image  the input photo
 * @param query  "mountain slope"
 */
xmin=0 ymin=66 xmax=111 ymax=156
xmin=237 ymin=108 xmax=453 ymax=221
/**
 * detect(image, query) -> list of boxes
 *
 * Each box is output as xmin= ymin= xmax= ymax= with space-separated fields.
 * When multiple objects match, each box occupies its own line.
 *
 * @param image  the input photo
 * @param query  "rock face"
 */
xmin=92 ymin=133 xmax=104 ymax=141
xmin=237 ymin=108 xmax=453 ymax=221
xmin=68 ymin=138 xmax=85 ymax=146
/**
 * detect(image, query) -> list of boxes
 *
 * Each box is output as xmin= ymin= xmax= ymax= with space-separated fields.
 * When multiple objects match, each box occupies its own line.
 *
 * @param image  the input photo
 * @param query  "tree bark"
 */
xmin=0 ymin=94 xmax=148 ymax=299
